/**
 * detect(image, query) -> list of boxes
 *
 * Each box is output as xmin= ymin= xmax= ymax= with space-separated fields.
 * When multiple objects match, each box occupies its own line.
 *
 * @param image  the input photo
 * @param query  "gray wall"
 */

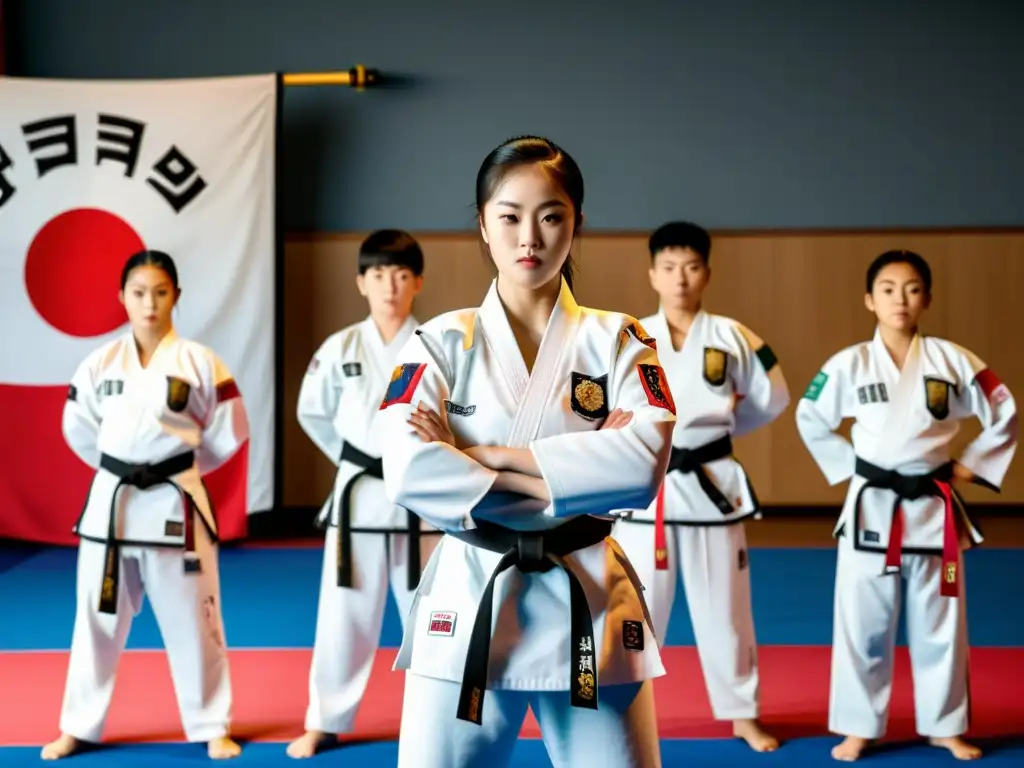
xmin=6 ymin=0 xmax=1023 ymax=232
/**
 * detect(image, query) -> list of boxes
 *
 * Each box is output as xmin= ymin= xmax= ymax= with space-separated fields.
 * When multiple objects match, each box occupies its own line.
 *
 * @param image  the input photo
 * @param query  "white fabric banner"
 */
xmin=0 ymin=74 xmax=277 ymax=543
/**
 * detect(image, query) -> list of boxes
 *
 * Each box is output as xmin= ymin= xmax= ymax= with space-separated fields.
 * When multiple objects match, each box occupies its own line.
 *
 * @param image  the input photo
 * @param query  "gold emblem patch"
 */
xmin=166 ymin=376 xmax=192 ymax=413
xmin=924 ymin=377 xmax=951 ymax=420
xmin=703 ymin=347 xmax=728 ymax=387
xmin=945 ymin=562 xmax=957 ymax=584
xmin=576 ymin=671 xmax=596 ymax=701
xmin=574 ymin=379 xmax=605 ymax=412
xmin=570 ymin=373 xmax=610 ymax=421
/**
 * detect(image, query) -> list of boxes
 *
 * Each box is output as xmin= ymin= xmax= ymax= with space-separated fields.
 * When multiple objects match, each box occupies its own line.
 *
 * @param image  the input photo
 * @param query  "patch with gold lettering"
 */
xmin=166 ymin=376 xmax=191 ymax=413
xmin=570 ymin=372 xmax=610 ymax=421
xmin=924 ymin=376 xmax=952 ymax=420
xmin=380 ymin=363 xmax=428 ymax=410
xmin=703 ymin=346 xmax=728 ymax=387
xmin=637 ymin=363 xmax=676 ymax=415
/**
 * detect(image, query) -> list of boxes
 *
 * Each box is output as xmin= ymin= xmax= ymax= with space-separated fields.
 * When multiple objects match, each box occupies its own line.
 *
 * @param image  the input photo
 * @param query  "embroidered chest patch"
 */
xmin=166 ymin=376 xmax=191 ymax=412
xmin=570 ymin=372 xmax=609 ymax=421
xmin=924 ymin=377 xmax=953 ymax=420
xmin=857 ymin=383 xmax=889 ymax=404
xmin=703 ymin=347 xmax=728 ymax=387
xmin=342 ymin=362 xmax=362 ymax=377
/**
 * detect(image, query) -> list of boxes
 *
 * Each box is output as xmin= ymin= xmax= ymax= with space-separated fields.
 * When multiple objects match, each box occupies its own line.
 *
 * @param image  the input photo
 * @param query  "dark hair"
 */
xmin=120 ymin=250 xmax=179 ymax=290
xmin=475 ymin=135 xmax=584 ymax=291
xmin=648 ymin=221 xmax=711 ymax=264
xmin=866 ymin=250 xmax=932 ymax=295
xmin=358 ymin=229 xmax=425 ymax=276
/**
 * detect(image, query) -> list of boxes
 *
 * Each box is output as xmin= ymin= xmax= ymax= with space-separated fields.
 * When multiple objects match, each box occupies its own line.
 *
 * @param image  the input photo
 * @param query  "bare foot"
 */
xmin=286 ymin=731 xmax=333 ymax=759
xmin=732 ymin=719 xmax=779 ymax=752
xmin=929 ymin=736 xmax=982 ymax=760
xmin=40 ymin=734 xmax=82 ymax=760
xmin=831 ymin=736 xmax=871 ymax=761
xmin=207 ymin=736 xmax=242 ymax=760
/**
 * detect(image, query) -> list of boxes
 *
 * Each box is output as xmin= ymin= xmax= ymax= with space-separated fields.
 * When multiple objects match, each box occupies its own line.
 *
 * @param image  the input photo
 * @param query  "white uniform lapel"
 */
xmin=870 ymin=327 xmax=922 ymax=468
xmin=478 ymin=278 xmax=580 ymax=448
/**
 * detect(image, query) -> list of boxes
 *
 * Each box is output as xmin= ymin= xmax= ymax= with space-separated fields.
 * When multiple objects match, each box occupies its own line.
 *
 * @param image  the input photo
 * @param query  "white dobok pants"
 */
xmin=59 ymin=524 xmax=231 ymax=743
xmin=303 ymin=527 xmax=437 ymax=733
xmin=614 ymin=519 xmax=760 ymax=720
xmin=396 ymin=673 xmax=662 ymax=767
xmin=829 ymin=534 xmax=970 ymax=739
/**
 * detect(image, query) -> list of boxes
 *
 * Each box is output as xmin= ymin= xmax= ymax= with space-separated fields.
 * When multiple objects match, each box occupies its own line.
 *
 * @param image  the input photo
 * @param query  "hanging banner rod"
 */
xmin=282 ymin=65 xmax=378 ymax=90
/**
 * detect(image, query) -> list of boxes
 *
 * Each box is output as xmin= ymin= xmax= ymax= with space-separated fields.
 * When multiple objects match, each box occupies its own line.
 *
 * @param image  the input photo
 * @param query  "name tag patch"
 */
xmin=857 ymin=383 xmax=889 ymax=404
xmin=444 ymin=400 xmax=477 ymax=416
xmin=427 ymin=611 xmax=457 ymax=637
xmin=165 ymin=520 xmax=184 ymax=537
xmin=342 ymin=362 xmax=362 ymax=377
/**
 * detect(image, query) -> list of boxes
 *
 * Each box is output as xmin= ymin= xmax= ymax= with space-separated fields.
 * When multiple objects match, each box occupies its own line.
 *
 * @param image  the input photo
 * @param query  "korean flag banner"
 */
xmin=0 ymin=74 xmax=279 ymax=545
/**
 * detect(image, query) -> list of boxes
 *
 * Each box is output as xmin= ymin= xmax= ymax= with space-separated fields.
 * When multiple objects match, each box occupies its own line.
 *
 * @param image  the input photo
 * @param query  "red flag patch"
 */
xmin=975 ymin=369 xmax=1010 ymax=406
xmin=380 ymin=363 xmax=428 ymax=410
xmin=637 ymin=363 xmax=676 ymax=415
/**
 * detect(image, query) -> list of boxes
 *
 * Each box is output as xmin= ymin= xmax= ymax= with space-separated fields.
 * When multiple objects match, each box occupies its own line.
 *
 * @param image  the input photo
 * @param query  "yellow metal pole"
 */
xmin=282 ymin=65 xmax=377 ymax=90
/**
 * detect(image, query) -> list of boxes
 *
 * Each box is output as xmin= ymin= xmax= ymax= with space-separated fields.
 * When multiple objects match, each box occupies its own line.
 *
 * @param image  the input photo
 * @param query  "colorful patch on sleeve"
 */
xmin=802 ymin=370 xmax=828 ymax=401
xmin=380 ymin=362 xmax=428 ymax=410
xmin=637 ymin=363 xmax=676 ymax=415
xmin=216 ymin=378 xmax=241 ymax=404
xmin=622 ymin=321 xmax=657 ymax=353
xmin=975 ymin=369 xmax=1010 ymax=406
xmin=755 ymin=344 xmax=778 ymax=373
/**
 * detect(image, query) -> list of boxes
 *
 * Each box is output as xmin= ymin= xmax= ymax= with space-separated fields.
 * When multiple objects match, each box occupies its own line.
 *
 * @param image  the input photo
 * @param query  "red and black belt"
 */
xmin=97 ymin=450 xmax=197 ymax=615
xmin=852 ymin=458 xmax=961 ymax=597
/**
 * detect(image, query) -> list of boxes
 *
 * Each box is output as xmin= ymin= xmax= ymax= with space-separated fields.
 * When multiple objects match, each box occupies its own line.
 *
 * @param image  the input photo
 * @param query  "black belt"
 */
xmin=667 ymin=435 xmax=748 ymax=514
xmin=98 ymin=451 xmax=196 ymax=615
xmin=336 ymin=442 xmax=422 ymax=592
xmin=447 ymin=515 xmax=614 ymax=726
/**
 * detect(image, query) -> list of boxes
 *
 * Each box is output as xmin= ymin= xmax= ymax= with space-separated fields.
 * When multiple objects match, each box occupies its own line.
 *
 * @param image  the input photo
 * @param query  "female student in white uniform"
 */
xmin=376 ymin=135 xmax=676 ymax=768
xmin=42 ymin=250 xmax=249 ymax=761
xmin=795 ymin=250 xmax=1018 ymax=762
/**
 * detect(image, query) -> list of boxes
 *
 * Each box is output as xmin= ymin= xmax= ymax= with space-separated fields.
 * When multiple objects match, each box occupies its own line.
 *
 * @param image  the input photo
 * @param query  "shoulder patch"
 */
xmin=307 ymin=357 xmax=320 ymax=375
xmin=975 ymin=369 xmax=1010 ymax=406
xmin=637 ymin=363 xmax=676 ymax=415
xmin=380 ymin=363 xmax=428 ymax=410
xmin=803 ymin=370 xmax=828 ymax=401
xmin=619 ymin=320 xmax=657 ymax=354
xmin=755 ymin=344 xmax=778 ymax=373
xmin=67 ymin=384 xmax=78 ymax=402
xmin=216 ymin=379 xmax=241 ymax=404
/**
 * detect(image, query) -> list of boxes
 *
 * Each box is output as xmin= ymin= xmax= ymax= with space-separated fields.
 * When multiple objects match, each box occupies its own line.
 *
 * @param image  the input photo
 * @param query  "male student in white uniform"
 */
xmin=614 ymin=221 xmax=790 ymax=753
xmin=288 ymin=230 xmax=440 ymax=758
